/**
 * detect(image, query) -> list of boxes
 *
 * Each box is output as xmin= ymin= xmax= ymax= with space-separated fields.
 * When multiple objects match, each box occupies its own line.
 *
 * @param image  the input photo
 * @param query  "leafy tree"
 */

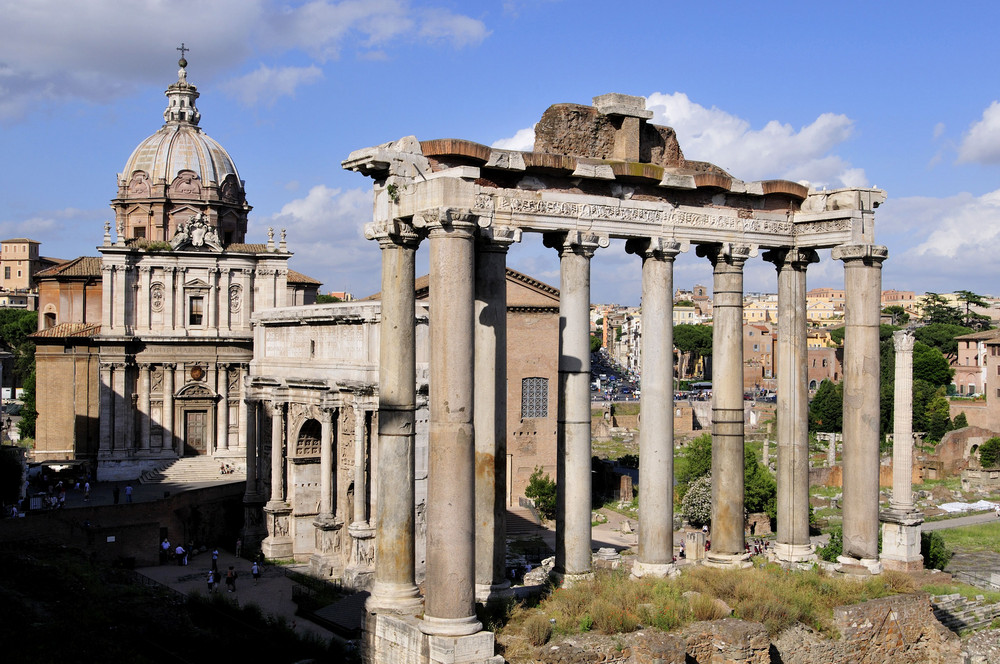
xmin=524 ymin=467 xmax=556 ymax=520
xmin=912 ymin=342 xmax=953 ymax=387
xmin=315 ymin=294 xmax=341 ymax=304
xmin=952 ymin=412 xmax=968 ymax=429
xmin=912 ymin=322 xmax=974 ymax=361
xmin=911 ymin=379 xmax=938 ymax=434
xmin=920 ymin=292 xmax=964 ymax=326
xmin=590 ymin=334 xmax=602 ymax=353
xmin=817 ymin=526 xmax=843 ymax=562
xmin=979 ymin=437 xmax=1000 ymax=469
xmin=744 ymin=446 xmax=776 ymax=516
xmin=595 ymin=317 xmax=603 ymax=326
xmin=882 ymin=305 xmax=909 ymax=326
xmin=921 ymin=531 xmax=953 ymax=570
xmin=674 ymin=324 xmax=713 ymax=378
xmin=0 ymin=309 xmax=38 ymax=382
xmin=955 ymin=290 xmax=991 ymax=329
xmin=675 ymin=299 xmax=695 ymax=307
xmin=808 ymin=379 xmax=842 ymax=433
xmin=18 ymin=369 xmax=36 ymax=440
xmin=924 ymin=388 xmax=952 ymax=442
xmin=675 ymin=433 xmax=712 ymax=500
xmin=0 ymin=448 xmax=23 ymax=506
xmin=681 ymin=474 xmax=713 ymax=527
xmin=829 ymin=326 xmax=845 ymax=346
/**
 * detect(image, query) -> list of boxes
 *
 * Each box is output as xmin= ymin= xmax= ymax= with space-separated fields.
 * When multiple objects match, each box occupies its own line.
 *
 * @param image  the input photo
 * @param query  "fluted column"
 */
xmin=162 ymin=363 xmax=176 ymax=455
xmin=418 ymin=208 xmax=481 ymax=637
xmin=268 ymin=399 xmax=286 ymax=505
xmin=627 ymin=237 xmax=682 ymax=577
xmin=353 ymin=403 xmax=368 ymax=525
xmin=139 ymin=363 xmax=152 ymax=452
xmin=244 ymin=398 xmax=259 ymax=499
xmin=99 ymin=362 xmax=113 ymax=454
xmin=115 ymin=266 xmax=129 ymax=334
xmin=138 ymin=266 xmax=151 ymax=332
xmin=544 ymin=230 xmax=608 ymax=584
xmin=217 ymin=364 xmax=229 ymax=451
xmin=164 ymin=267 xmax=176 ymax=331
xmin=101 ymin=265 xmax=113 ymax=330
xmin=764 ymin=248 xmax=818 ymax=564
xmin=112 ymin=362 xmax=127 ymax=453
xmin=364 ymin=218 xmax=422 ymax=615
xmin=833 ymin=244 xmax=888 ymax=570
xmin=474 ymin=226 xmax=519 ymax=603
xmin=697 ymin=243 xmax=753 ymax=568
xmin=319 ymin=407 xmax=335 ymax=520
xmin=891 ymin=330 xmax=915 ymax=511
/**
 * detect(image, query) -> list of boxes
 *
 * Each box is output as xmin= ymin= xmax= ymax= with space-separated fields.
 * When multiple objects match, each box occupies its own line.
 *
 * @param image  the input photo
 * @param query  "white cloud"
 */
xmin=223 ymin=64 xmax=323 ymax=106
xmin=956 ymin=100 xmax=1000 ymax=164
xmin=645 ymin=92 xmax=864 ymax=189
xmin=255 ymin=185 xmax=382 ymax=295
xmin=0 ymin=0 xmax=486 ymax=121
xmin=492 ymin=127 xmax=535 ymax=151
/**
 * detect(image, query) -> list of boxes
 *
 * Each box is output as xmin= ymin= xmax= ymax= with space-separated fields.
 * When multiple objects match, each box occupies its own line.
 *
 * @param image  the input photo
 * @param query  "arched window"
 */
xmin=809 ymin=380 xmax=818 ymax=390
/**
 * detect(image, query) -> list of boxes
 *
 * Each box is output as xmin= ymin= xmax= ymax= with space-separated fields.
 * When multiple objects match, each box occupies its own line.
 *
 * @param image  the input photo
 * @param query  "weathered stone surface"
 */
xmin=682 ymin=619 xmax=770 ymax=664
xmin=533 ymin=103 xmax=686 ymax=167
xmin=963 ymin=628 xmax=1000 ymax=664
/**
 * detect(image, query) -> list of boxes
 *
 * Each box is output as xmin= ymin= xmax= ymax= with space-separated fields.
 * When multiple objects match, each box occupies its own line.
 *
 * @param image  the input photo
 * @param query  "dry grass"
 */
xmin=495 ymin=564 xmax=917 ymax=651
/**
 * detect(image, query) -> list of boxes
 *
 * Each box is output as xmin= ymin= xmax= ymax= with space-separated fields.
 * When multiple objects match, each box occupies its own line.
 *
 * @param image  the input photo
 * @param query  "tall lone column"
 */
xmin=764 ymin=248 xmax=818 ymax=564
xmin=319 ymin=407 xmax=335 ymax=520
xmin=268 ymin=400 xmax=286 ymax=505
xmin=98 ymin=363 xmax=113 ymax=455
xmin=364 ymin=219 xmax=422 ymax=616
xmin=544 ymin=230 xmax=608 ymax=584
xmin=419 ymin=208 xmax=481 ymax=636
xmin=244 ymin=398 xmax=259 ymax=498
xmin=139 ymin=363 xmax=152 ymax=452
xmin=162 ymin=363 xmax=176 ymax=455
xmin=833 ymin=244 xmax=888 ymax=572
xmin=698 ymin=243 xmax=753 ymax=568
xmin=217 ymin=364 xmax=230 ymax=451
xmin=627 ymin=237 xmax=682 ymax=578
xmin=881 ymin=329 xmax=924 ymax=570
xmin=475 ymin=227 xmax=519 ymax=603
xmin=353 ymin=404 xmax=369 ymax=526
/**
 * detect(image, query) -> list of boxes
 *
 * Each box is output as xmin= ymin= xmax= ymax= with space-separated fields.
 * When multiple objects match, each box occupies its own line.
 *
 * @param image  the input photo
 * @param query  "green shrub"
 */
xmin=522 ymin=613 xmax=552 ymax=646
xmin=817 ymin=526 xmax=842 ymax=562
xmin=921 ymin=531 xmax=953 ymax=570
xmin=525 ymin=467 xmax=557 ymax=520
xmin=681 ymin=474 xmax=712 ymax=527
xmin=979 ymin=437 xmax=1000 ymax=469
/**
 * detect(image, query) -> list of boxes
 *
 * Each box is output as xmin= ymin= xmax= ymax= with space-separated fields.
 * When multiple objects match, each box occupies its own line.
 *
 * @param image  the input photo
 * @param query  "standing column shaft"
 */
xmin=545 ymin=231 xmax=605 ymax=582
xmin=422 ymin=210 xmax=480 ymax=636
xmin=217 ymin=365 xmax=229 ymax=451
xmin=765 ymin=249 xmax=818 ymax=563
xmin=113 ymin=364 xmax=126 ymax=453
xmin=834 ymin=245 xmax=888 ymax=563
xmin=698 ymin=244 xmax=751 ymax=566
xmin=163 ymin=364 xmax=175 ymax=454
xmin=628 ymin=238 xmax=680 ymax=576
xmin=244 ymin=399 xmax=258 ymax=497
xmin=139 ymin=364 xmax=151 ymax=452
xmin=891 ymin=331 xmax=915 ymax=511
xmin=99 ymin=363 xmax=113 ymax=454
xmin=474 ymin=229 xmax=517 ymax=601
xmin=269 ymin=401 xmax=285 ymax=504
xmin=319 ymin=408 xmax=334 ymax=519
xmin=366 ymin=221 xmax=421 ymax=615
xmin=353 ymin=405 xmax=368 ymax=525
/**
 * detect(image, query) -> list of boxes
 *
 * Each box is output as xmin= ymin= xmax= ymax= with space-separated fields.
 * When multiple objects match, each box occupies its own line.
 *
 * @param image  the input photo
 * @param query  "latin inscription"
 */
xmin=475 ymin=193 xmax=795 ymax=234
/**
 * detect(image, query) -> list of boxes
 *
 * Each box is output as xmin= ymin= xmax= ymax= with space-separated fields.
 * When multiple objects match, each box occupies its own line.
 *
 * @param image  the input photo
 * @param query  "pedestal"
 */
xmin=365 ymin=613 xmax=502 ymax=664
xmin=880 ymin=510 xmax=924 ymax=572
xmin=261 ymin=503 xmax=294 ymax=559
xmin=345 ymin=521 xmax=376 ymax=590
xmin=308 ymin=516 xmax=344 ymax=578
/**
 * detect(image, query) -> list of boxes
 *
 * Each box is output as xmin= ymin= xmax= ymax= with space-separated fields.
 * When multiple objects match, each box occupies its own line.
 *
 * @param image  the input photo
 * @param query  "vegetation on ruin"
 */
xmin=921 ymin=531 xmax=953 ymax=570
xmin=525 ymin=466 xmax=557 ymax=520
xmin=935 ymin=521 xmax=1000 ymax=553
xmin=495 ymin=564 xmax=917 ymax=660
xmin=978 ymin=436 xmax=1000 ymax=469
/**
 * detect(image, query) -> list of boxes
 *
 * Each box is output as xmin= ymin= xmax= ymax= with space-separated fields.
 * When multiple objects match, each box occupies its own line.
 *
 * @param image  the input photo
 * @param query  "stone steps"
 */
xmin=506 ymin=506 xmax=543 ymax=536
xmin=931 ymin=593 xmax=1000 ymax=633
xmin=140 ymin=457 xmax=245 ymax=485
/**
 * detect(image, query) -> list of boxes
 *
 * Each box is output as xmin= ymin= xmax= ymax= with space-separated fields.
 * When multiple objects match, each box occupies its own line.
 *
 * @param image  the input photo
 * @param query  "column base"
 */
xmin=550 ymin=569 xmax=594 ymax=588
xmin=631 ymin=560 xmax=680 ymax=579
xmin=364 ymin=613 xmax=501 ymax=664
xmin=880 ymin=521 xmax=924 ymax=572
xmin=769 ymin=542 xmax=817 ymax=566
xmin=474 ymin=581 xmax=513 ymax=604
xmin=703 ymin=552 xmax=752 ymax=569
xmin=366 ymin=581 xmax=424 ymax=615
xmin=836 ymin=555 xmax=883 ymax=576
xmin=420 ymin=614 xmax=483 ymax=637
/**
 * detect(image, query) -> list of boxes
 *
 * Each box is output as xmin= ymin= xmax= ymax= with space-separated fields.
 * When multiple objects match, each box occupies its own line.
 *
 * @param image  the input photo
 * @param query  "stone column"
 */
xmin=474 ymin=227 xmax=519 ymax=603
xmin=101 ymin=265 xmax=113 ymax=330
xmin=263 ymin=396 xmax=293 ymax=559
xmin=881 ymin=330 xmax=924 ymax=570
xmin=833 ymin=244 xmax=888 ymax=572
xmin=236 ymin=366 xmax=247 ymax=450
xmin=353 ymin=404 xmax=368 ymax=525
xmin=164 ymin=267 xmax=176 ymax=331
xmin=244 ymin=398 xmax=259 ymax=499
xmin=139 ymin=363 xmax=152 ymax=452
xmin=268 ymin=399 xmax=286 ymax=505
xmin=697 ymin=243 xmax=753 ymax=568
xmin=626 ymin=237 xmax=681 ymax=578
xmin=419 ymin=208 xmax=481 ymax=637
xmin=217 ymin=364 xmax=229 ymax=451
xmin=764 ymin=248 xmax=818 ymax=565
xmin=138 ymin=266 xmax=151 ymax=332
xmin=112 ymin=362 xmax=127 ymax=454
xmin=364 ymin=219 xmax=422 ymax=615
xmin=544 ymin=230 xmax=608 ymax=584
xmin=827 ymin=436 xmax=837 ymax=467
xmin=222 ymin=268 xmax=232 ymax=333
xmin=162 ymin=363 xmax=176 ymax=455
xmin=319 ymin=407 xmax=335 ymax=520
xmin=115 ymin=266 xmax=129 ymax=333
xmin=99 ymin=362 xmax=113 ymax=455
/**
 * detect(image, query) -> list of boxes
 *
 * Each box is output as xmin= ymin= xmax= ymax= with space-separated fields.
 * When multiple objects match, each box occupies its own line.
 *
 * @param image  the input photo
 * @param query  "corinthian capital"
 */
xmin=364 ymin=218 xmax=422 ymax=249
xmin=542 ymin=230 xmax=610 ymax=258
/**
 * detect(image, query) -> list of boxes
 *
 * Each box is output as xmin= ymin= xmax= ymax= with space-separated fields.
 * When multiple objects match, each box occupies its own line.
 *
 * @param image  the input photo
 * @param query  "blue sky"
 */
xmin=3 ymin=0 xmax=1000 ymax=306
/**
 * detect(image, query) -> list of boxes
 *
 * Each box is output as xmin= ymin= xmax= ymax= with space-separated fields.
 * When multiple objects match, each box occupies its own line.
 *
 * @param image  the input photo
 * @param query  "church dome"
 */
xmin=118 ymin=55 xmax=243 ymax=198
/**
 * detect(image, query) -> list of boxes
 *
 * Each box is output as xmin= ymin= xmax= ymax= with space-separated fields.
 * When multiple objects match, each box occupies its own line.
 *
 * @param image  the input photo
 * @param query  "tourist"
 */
xmin=225 ymin=566 xmax=238 ymax=593
xmin=175 ymin=544 xmax=186 ymax=566
xmin=125 ymin=483 xmax=133 ymax=503
xmin=161 ymin=538 xmax=170 ymax=564
xmin=83 ymin=481 xmax=90 ymax=502
xmin=251 ymin=560 xmax=260 ymax=585
xmin=207 ymin=570 xmax=215 ymax=593
xmin=235 ymin=537 xmax=242 ymax=558
xmin=211 ymin=548 xmax=219 ymax=573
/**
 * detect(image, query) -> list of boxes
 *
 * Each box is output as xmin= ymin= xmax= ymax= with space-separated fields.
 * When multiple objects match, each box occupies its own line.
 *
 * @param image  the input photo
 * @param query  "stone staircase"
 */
xmin=139 ymin=456 xmax=245 ymax=485
xmin=931 ymin=593 xmax=1000 ymax=633
xmin=506 ymin=505 xmax=544 ymax=536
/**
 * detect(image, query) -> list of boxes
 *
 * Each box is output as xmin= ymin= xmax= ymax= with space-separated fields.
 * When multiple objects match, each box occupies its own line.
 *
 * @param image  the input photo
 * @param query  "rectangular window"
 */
xmin=3 ymin=267 xmax=8 ymax=279
xmin=189 ymin=296 xmax=204 ymax=326
xmin=521 ymin=377 xmax=548 ymax=419
xmin=134 ymin=227 xmax=146 ymax=239
xmin=16 ymin=270 xmax=21 ymax=278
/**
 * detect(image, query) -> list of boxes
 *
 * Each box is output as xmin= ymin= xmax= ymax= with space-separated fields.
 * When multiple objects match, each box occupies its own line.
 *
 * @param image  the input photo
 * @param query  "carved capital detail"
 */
xmin=542 ymin=230 xmax=610 ymax=258
xmin=761 ymin=247 xmax=820 ymax=270
xmin=624 ymin=236 xmax=686 ymax=260
xmin=893 ymin=329 xmax=915 ymax=353
xmin=364 ymin=218 xmax=423 ymax=249
xmin=832 ymin=244 xmax=889 ymax=264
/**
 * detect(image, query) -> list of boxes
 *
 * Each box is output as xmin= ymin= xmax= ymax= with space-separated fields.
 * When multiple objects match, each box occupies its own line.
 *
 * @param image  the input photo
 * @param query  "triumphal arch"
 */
xmin=343 ymin=94 xmax=886 ymax=664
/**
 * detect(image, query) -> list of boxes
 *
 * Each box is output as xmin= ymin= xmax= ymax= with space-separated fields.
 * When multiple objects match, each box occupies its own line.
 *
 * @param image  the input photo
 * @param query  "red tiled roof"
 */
xmin=34 ymin=256 xmax=102 ymax=279
xmin=30 ymin=322 xmax=101 ymax=338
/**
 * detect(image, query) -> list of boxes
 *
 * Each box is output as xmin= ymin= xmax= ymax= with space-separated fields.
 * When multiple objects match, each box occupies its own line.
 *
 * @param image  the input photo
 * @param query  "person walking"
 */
xmin=211 ymin=548 xmax=219 ymax=573
xmin=83 ymin=481 xmax=91 ymax=502
xmin=207 ymin=570 xmax=215 ymax=593
xmin=251 ymin=560 xmax=260 ymax=585
xmin=235 ymin=537 xmax=242 ymax=558
xmin=225 ymin=566 xmax=238 ymax=593
xmin=125 ymin=483 xmax=133 ymax=503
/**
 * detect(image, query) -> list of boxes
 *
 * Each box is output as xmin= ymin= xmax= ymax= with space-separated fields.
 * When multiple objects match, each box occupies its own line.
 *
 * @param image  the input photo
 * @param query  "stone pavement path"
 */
xmin=923 ymin=510 xmax=1000 ymax=531
xmin=136 ymin=550 xmax=335 ymax=643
